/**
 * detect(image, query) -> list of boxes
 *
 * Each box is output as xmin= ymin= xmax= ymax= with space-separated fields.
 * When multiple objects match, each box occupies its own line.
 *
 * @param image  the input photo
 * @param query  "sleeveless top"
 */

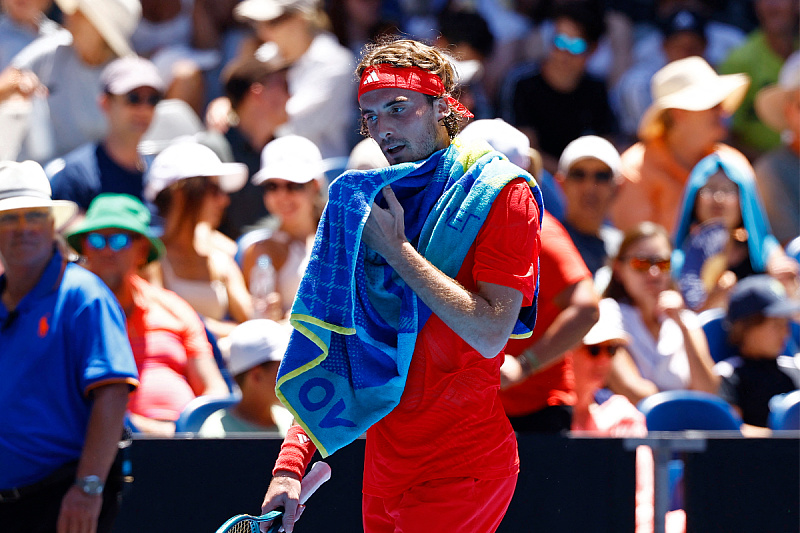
xmin=272 ymin=230 xmax=313 ymax=315
xmin=160 ymin=252 xmax=228 ymax=321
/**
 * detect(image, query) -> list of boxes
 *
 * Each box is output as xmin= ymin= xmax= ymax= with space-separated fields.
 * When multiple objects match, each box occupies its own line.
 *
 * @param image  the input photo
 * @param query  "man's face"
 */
xmin=670 ymin=104 xmax=728 ymax=149
xmin=663 ymin=32 xmax=706 ymax=63
xmin=82 ymin=229 xmax=148 ymax=292
xmin=102 ymin=87 xmax=162 ymax=140
xmin=547 ymin=17 xmax=591 ymax=77
xmin=359 ymin=87 xmax=449 ymax=165
xmin=558 ymin=158 xmax=617 ymax=234
xmin=0 ymin=207 xmax=55 ymax=271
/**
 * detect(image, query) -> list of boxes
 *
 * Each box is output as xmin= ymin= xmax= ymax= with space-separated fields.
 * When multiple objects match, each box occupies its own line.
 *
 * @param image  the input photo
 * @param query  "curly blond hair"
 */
xmin=355 ymin=37 xmax=461 ymax=139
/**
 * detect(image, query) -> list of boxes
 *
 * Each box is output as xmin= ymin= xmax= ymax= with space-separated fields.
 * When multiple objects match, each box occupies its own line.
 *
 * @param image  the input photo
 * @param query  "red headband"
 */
xmin=358 ymin=64 xmax=473 ymax=119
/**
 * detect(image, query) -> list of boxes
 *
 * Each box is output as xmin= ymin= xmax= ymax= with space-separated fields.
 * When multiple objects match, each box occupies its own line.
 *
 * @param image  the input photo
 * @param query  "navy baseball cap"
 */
xmin=726 ymin=275 xmax=800 ymax=324
xmin=659 ymin=9 xmax=707 ymax=41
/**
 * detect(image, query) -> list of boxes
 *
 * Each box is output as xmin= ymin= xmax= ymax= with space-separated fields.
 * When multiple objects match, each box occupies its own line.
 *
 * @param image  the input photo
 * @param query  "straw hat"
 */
xmin=0 ymin=160 xmax=77 ymax=229
xmin=55 ymin=0 xmax=141 ymax=58
xmin=755 ymin=51 xmax=800 ymax=133
xmin=638 ymin=56 xmax=750 ymax=141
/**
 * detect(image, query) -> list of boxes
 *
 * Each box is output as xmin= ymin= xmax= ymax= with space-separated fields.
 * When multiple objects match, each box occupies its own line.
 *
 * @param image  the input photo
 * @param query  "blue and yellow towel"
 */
xmin=276 ymin=139 xmax=543 ymax=457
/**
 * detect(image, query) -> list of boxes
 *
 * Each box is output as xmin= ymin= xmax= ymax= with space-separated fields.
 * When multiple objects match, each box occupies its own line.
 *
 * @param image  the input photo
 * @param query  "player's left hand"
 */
xmin=362 ymin=185 xmax=407 ymax=259
xmin=57 ymin=485 xmax=102 ymax=533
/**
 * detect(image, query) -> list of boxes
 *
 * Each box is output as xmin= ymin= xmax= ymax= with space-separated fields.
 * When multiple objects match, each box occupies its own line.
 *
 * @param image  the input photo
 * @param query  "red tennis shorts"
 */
xmin=362 ymin=474 xmax=517 ymax=533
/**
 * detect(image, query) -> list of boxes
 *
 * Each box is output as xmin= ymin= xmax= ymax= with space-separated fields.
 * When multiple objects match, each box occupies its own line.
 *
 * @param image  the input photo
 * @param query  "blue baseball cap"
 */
xmin=726 ymin=275 xmax=800 ymax=324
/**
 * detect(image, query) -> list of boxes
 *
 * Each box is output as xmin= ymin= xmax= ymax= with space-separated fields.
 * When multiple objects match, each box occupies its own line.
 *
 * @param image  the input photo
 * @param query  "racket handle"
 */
xmin=298 ymin=461 xmax=331 ymax=505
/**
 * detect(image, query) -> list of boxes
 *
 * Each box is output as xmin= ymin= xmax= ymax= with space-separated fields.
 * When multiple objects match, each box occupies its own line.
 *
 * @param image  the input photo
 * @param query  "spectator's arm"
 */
xmin=607 ymin=346 xmax=659 ymax=405
xmin=57 ymin=383 xmax=129 ymax=533
xmin=187 ymin=356 xmax=230 ymax=397
xmin=502 ymin=278 xmax=599 ymax=387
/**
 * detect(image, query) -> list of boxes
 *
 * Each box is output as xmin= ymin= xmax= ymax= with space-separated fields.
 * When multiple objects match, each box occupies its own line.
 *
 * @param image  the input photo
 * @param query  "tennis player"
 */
xmin=261 ymin=37 xmax=542 ymax=533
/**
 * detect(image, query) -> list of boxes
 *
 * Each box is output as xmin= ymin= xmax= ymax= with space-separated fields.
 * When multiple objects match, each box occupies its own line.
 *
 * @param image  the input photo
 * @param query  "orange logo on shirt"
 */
xmin=38 ymin=314 xmax=50 ymax=337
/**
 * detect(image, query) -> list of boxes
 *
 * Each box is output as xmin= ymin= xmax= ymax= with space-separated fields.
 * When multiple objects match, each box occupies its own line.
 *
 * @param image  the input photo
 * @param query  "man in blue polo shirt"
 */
xmin=0 ymin=161 xmax=139 ymax=533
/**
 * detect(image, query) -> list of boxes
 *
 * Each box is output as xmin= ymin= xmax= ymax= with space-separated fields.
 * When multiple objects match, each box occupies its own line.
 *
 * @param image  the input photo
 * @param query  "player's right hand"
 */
xmin=261 ymin=471 xmax=302 ymax=533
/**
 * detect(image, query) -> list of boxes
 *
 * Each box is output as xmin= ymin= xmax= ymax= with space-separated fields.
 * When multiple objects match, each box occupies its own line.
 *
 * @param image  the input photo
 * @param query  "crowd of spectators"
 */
xmin=0 ymin=0 xmax=798 ymax=530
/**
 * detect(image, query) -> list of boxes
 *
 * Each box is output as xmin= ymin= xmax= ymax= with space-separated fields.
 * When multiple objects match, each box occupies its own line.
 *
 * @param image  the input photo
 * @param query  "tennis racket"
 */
xmin=214 ymin=461 xmax=332 ymax=533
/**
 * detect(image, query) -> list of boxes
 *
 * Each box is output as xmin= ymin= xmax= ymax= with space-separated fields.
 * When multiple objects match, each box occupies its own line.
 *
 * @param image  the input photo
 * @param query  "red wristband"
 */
xmin=272 ymin=425 xmax=317 ymax=478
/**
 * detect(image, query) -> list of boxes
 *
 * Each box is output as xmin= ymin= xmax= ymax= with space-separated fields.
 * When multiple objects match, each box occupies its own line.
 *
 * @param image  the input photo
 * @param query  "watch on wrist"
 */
xmin=75 ymin=475 xmax=104 ymax=495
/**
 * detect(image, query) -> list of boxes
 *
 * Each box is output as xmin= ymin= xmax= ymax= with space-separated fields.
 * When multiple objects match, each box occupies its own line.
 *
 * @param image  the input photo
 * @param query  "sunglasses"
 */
xmin=0 ymin=209 xmax=50 ymax=227
xmin=627 ymin=256 xmax=671 ymax=273
xmin=586 ymin=344 xmax=621 ymax=357
xmin=566 ymin=168 xmax=613 ymax=183
xmin=553 ymin=33 xmax=588 ymax=55
xmin=122 ymin=91 xmax=162 ymax=107
xmin=86 ymin=232 xmax=135 ymax=252
xmin=263 ymin=181 xmax=308 ymax=193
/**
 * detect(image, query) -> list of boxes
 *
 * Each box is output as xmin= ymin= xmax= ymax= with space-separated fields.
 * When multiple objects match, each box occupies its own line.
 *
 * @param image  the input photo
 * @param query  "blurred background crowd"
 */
xmin=0 ymin=0 xmax=798 ymax=452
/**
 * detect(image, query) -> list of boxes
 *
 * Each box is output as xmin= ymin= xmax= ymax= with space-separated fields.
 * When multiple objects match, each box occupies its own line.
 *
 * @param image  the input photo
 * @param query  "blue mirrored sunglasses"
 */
xmin=86 ymin=232 xmax=134 ymax=252
xmin=553 ymin=33 xmax=588 ymax=55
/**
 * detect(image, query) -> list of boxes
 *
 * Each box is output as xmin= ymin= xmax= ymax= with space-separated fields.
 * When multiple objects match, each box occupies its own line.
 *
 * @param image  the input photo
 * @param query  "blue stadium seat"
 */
xmin=638 ymin=390 xmax=742 ymax=432
xmin=175 ymin=395 xmax=240 ymax=433
xmin=698 ymin=308 xmax=734 ymax=363
xmin=768 ymin=390 xmax=800 ymax=431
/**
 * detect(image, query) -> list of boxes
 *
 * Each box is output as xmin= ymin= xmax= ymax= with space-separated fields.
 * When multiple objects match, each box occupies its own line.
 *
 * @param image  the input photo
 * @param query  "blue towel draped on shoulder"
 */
xmin=276 ymin=138 xmax=543 ymax=457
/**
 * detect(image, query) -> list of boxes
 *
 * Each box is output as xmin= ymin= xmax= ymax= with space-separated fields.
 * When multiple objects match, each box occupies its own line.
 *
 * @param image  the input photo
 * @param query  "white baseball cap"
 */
xmin=583 ymin=300 xmax=630 ymax=346
xmin=558 ymin=135 xmax=621 ymax=179
xmin=228 ymin=319 xmax=290 ymax=375
xmin=144 ymin=141 xmax=248 ymax=202
xmin=252 ymin=135 xmax=324 ymax=186
xmin=101 ymin=56 xmax=166 ymax=95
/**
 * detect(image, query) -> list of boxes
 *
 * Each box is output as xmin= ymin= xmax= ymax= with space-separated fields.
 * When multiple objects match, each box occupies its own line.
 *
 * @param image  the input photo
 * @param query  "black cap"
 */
xmin=726 ymin=275 xmax=800 ymax=324
xmin=660 ymin=9 xmax=708 ymax=41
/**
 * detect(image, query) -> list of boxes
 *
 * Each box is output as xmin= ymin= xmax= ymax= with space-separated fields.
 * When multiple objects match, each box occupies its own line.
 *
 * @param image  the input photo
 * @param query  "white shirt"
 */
xmin=602 ymin=297 xmax=701 ymax=391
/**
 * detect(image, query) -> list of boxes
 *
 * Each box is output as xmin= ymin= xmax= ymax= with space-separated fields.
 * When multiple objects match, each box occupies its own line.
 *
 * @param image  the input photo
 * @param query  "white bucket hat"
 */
xmin=252 ymin=135 xmax=324 ymax=186
xmin=558 ymin=135 xmax=621 ymax=179
xmin=638 ymin=56 xmax=750 ymax=141
xmin=144 ymin=141 xmax=248 ymax=202
xmin=755 ymin=51 xmax=800 ymax=133
xmin=227 ymin=319 xmax=290 ymax=375
xmin=55 ymin=0 xmax=141 ymax=58
xmin=0 ymin=160 xmax=77 ymax=228
xmin=234 ymin=0 xmax=318 ymax=23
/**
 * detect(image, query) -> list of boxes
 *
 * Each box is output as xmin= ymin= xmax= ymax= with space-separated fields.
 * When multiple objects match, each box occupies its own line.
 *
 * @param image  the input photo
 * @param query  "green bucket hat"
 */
xmin=66 ymin=193 xmax=165 ymax=264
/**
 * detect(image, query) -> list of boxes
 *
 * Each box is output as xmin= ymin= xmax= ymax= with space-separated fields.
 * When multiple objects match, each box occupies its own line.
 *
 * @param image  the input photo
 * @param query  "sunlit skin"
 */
xmin=740 ymin=316 xmax=791 ymax=359
xmin=82 ymin=229 xmax=147 ymax=294
xmin=63 ymin=10 xmax=114 ymax=66
xmin=198 ymin=177 xmax=230 ymax=229
xmin=614 ymin=234 xmax=674 ymax=308
xmin=262 ymin=179 xmax=318 ymax=229
xmin=101 ymin=88 xmax=161 ymax=139
xmin=1 ymin=0 xmax=51 ymax=29
xmin=359 ymin=87 xmax=450 ymax=165
xmin=255 ymin=12 xmax=312 ymax=64
xmin=666 ymin=104 xmax=729 ymax=164
xmin=542 ymin=17 xmax=591 ymax=92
